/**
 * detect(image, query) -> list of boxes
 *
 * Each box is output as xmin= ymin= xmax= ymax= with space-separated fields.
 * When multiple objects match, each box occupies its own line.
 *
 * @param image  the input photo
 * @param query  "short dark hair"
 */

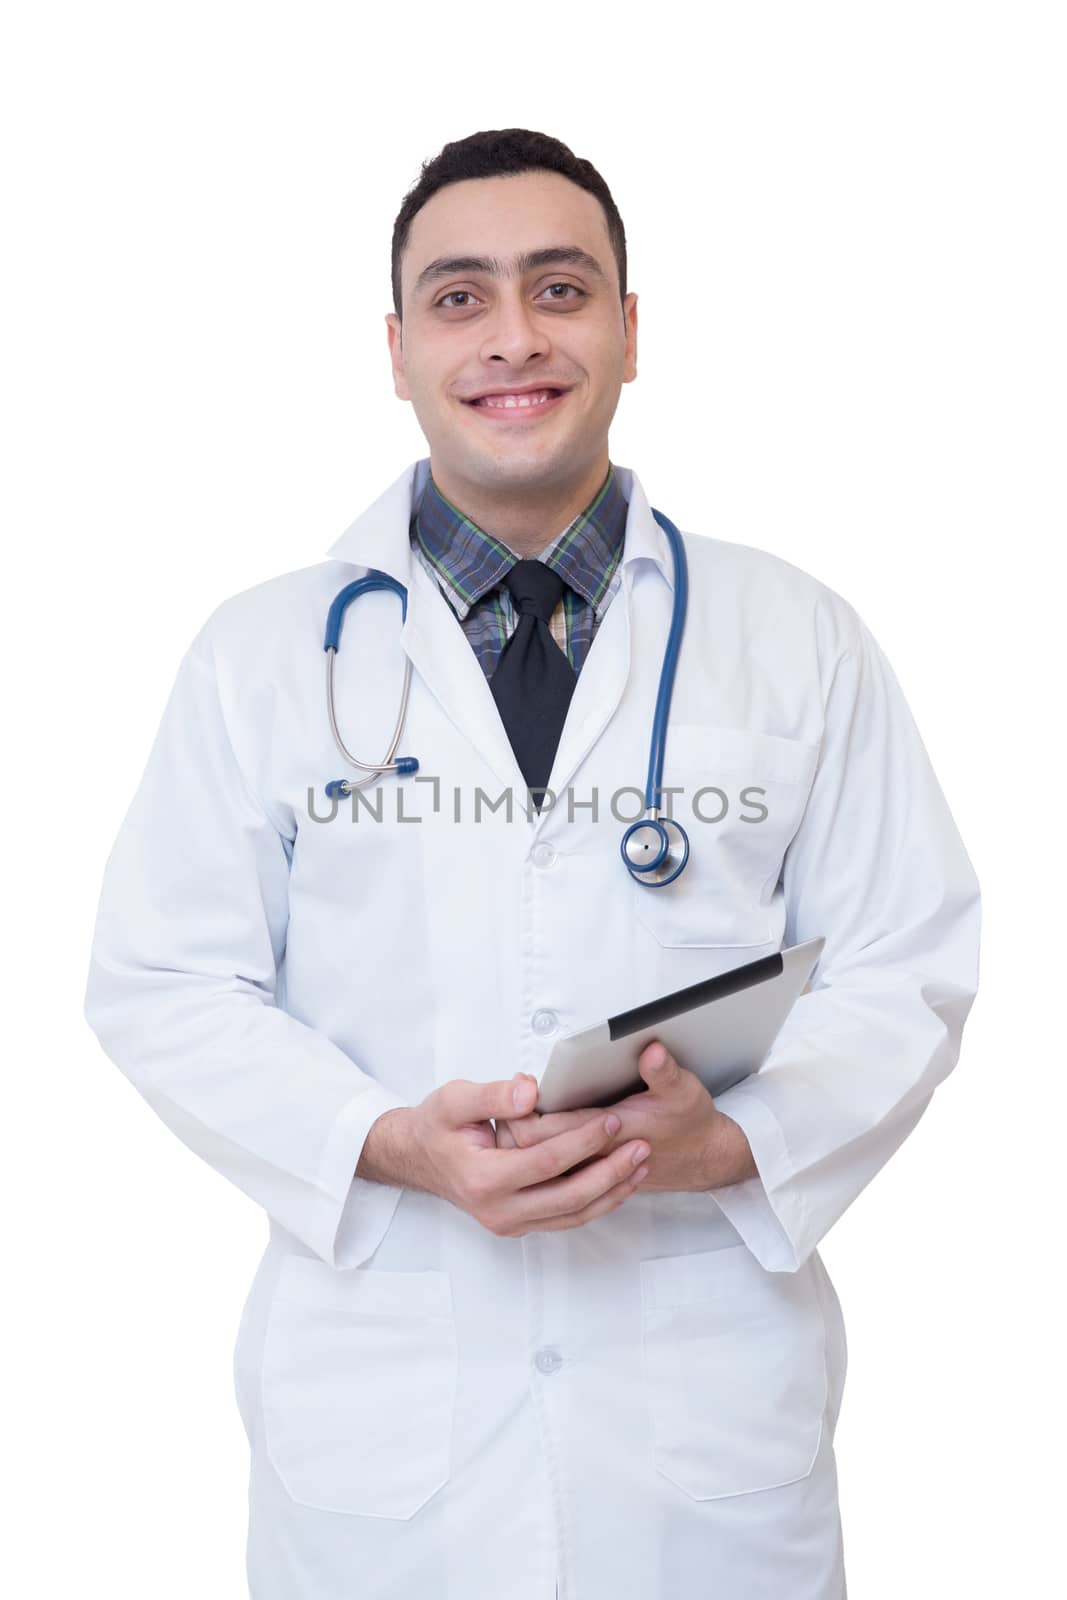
xmin=391 ymin=127 xmax=627 ymax=321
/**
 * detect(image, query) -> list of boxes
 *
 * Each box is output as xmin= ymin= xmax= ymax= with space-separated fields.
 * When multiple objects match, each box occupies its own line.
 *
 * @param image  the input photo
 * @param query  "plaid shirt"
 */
xmin=409 ymin=463 xmax=628 ymax=679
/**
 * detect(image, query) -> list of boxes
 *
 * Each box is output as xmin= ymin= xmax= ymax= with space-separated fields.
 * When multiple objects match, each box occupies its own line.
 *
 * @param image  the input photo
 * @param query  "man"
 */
xmin=84 ymin=127 xmax=981 ymax=1599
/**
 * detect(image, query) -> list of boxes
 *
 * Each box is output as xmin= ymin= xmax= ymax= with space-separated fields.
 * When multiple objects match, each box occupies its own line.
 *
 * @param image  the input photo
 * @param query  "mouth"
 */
xmin=460 ymin=387 xmax=571 ymax=421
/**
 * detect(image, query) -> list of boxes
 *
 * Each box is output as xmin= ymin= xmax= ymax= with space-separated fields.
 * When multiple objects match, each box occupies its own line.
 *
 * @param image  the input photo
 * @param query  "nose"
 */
xmin=478 ymin=288 xmax=550 ymax=368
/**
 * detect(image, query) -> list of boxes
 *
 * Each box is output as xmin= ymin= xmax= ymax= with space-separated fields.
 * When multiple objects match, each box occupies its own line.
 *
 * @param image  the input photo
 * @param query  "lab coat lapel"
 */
xmin=404 ymin=555 xmax=530 ymax=794
xmin=324 ymin=459 xmax=676 ymax=818
xmin=542 ymin=466 xmax=675 ymax=811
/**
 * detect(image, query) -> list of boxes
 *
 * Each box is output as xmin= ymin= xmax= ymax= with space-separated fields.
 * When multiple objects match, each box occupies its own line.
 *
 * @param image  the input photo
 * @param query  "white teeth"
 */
xmin=476 ymin=390 xmax=557 ymax=409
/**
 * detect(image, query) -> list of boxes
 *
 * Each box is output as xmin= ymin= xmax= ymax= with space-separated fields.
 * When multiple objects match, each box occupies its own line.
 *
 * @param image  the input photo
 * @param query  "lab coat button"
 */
xmin=531 ymin=842 xmax=557 ymax=868
xmin=531 ymin=1009 xmax=558 ymax=1036
xmin=534 ymin=1346 xmax=562 ymax=1375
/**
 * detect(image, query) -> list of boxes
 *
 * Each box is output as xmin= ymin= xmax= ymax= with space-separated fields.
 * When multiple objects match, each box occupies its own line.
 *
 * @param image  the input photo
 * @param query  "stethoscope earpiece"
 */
xmin=322 ymin=503 xmax=690 ymax=886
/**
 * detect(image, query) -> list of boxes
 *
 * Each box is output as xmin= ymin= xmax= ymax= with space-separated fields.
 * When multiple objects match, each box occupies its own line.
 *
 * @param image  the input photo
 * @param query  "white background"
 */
xmin=3 ymin=2 xmax=1063 ymax=1594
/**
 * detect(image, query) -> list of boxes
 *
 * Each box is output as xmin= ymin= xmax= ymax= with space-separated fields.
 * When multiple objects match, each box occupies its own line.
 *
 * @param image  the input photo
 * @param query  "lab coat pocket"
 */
xmin=631 ymin=724 xmax=820 ymax=949
xmin=261 ymin=1255 xmax=458 ymax=1518
xmin=639 ymin=1243 xmax=828 ymax=1499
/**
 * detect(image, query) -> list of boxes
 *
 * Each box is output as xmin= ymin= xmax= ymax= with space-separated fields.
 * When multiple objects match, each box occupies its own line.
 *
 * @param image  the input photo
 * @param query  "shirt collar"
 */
xmin=410 ymin=462 xmax=629 ymax=622
xmin=324 ymin=458 xmax=674 ymax=600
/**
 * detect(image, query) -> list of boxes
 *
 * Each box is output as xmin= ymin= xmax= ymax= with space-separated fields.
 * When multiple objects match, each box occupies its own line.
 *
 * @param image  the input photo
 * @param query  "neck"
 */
xmin=428 ymin=453 xmax=611 ymax=559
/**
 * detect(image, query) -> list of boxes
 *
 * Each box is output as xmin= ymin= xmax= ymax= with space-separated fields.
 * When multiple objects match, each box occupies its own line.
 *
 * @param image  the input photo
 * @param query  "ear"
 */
xmin=385 ymin=312 xmax=410 ymax=401
xmin=622 ymin=291 xmax=638 ymax=384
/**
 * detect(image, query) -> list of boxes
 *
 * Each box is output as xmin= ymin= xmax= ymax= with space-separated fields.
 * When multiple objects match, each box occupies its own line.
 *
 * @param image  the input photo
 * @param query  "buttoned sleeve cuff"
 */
xmin=704 ymin=1082 xmax=810 ymax=1274
xmin=321 ymin=1084 xmax=412 ymax=1270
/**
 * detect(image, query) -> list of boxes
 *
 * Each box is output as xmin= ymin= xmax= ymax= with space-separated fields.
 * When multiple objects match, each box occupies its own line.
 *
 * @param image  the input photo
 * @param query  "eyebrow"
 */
xmin=412 ymin=245 xmax=608 ymax=301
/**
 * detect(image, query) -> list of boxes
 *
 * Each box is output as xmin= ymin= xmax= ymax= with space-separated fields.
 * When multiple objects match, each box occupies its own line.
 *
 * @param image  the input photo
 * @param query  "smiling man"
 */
xmin=388 ymin=173 xmax=632 ymax=560
xmin=84 ymin=128 xmax=981 ymax=1600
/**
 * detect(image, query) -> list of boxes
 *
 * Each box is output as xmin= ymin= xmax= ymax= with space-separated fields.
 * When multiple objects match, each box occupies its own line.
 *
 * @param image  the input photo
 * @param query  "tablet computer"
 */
xmin=535 ymin=936 xmax=825 ymax=1114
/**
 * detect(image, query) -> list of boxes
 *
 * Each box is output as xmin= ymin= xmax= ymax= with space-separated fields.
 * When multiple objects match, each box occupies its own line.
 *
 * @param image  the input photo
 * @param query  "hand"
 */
xmin=395 ymin=1074 xmax=652 ymax=1236
xmin=496 ymin=1041 xmax=757 ymax=1193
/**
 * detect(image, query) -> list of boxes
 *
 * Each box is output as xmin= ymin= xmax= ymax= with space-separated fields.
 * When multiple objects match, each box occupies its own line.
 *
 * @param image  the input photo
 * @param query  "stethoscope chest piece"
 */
xmin=620 ymin=816 xmax=690 ymax=886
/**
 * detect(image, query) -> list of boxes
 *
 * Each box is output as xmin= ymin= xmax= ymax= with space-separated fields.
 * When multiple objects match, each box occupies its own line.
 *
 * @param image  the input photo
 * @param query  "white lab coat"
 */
xmin=84 ymin=457 xmax=981 ymax=1600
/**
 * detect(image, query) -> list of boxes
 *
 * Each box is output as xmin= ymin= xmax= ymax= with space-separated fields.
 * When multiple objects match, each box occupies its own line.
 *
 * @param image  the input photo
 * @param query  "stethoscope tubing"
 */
xmin=322 ymin=508 xmax=689 ymax=867
xmin=642 ymin=510 xmax=687 ymax=816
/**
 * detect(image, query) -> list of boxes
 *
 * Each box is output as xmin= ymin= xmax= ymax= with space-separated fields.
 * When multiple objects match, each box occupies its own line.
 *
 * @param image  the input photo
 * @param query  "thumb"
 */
xmin=638 ymin=1040 xmax=678 ymax=1091
xmin=442 ymin=1073 xmax=538 ymax=1125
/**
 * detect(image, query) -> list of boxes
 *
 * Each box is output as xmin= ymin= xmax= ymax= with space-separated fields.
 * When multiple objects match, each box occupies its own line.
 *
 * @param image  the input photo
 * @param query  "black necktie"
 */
xmin=489 ymin=559 xmax=578 ymax=809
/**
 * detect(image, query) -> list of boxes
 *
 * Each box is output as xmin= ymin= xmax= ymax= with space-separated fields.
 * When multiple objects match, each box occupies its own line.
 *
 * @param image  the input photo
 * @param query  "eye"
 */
xmin=434 ymin=282 xmax=587 ymax=310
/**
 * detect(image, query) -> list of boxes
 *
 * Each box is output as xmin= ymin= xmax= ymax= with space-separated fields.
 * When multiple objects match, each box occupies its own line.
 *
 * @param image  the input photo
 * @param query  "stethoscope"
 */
xmin=323 ymin=507 xmax=691 ymax=888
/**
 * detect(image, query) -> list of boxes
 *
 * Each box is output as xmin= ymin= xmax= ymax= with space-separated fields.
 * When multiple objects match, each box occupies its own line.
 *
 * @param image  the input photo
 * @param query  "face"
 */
xmin=385 ymin=170 xmax=637 ymax=506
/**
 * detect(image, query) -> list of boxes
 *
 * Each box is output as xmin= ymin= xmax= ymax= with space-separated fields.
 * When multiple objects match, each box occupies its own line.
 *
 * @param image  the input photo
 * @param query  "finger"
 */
xmin=504 ymin=1112 xmax=627 ymax=1193
xmin=506 ymin=1106 xmax=607 ymax=1148
xmin=480 ymin=1110 xmax=619 ymax=1201
xmin=637 ymin=1040 xmax=681 ymax=1093
xmin=506 ymin=1137 xmax=651 ymax=1228
xmin=517 ymin=1161 xmax=651 ymax=1235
